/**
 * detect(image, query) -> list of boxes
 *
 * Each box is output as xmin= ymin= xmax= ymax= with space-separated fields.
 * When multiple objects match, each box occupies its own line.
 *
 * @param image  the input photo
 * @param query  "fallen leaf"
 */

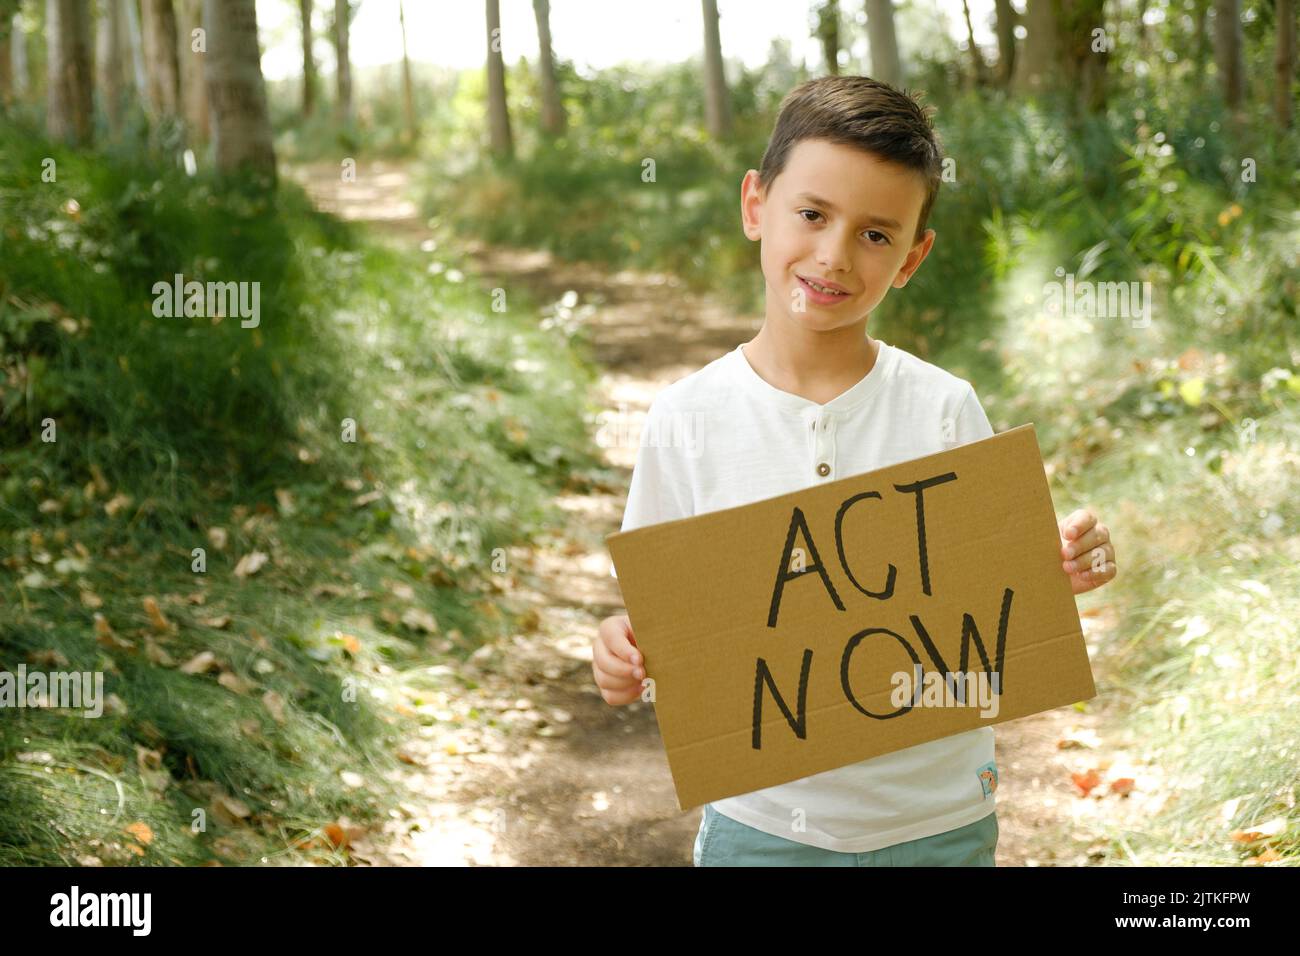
xmin=198 ymin=614 xmax=232 ymax=629
xmin=323 ymin=821 xmax=349 ymax=848
xmin=218 ymin=671 xmax=253 ymax=694
xmin=28 ymin=649 xmax=70 ymax=668
xmin=207 ymin=527 xmax=228 ymax=551
xmin=1230 ymin=817 xmax=1288 ymax=843
xmin=80 ymin=590 xmax=103 ymax=609
xmin=1071 ymin=768 xmax=1103 ymax=798
xmin=1109 ymin=777 xmax=1136 ymax=796
xmin=211 ymin=793 xmax=251 ymax=827
xmin=233 ymin=551 xmax=269 ymax=578
xmin=124 ymin=822 xmax=154 ymax=845
xmin=262 ymin=690 xmax=287 ymax=723
xmin=1245 ymin=848 xmax=1283 ymax=865
xmin=144 ymin=638 xmax=176 ymax=667
xmin=400 ymin=608 xmax=439 ymax=634
xmin=179 ymin=651 xmax=220 ymax=675
xmin=104 ymin=493 xmax=133 ymax=517
xmin=143 ymin=596 xmax=171 ymax=632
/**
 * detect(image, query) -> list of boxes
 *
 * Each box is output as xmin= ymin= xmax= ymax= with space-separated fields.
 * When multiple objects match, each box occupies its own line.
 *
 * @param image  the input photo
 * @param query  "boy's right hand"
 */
xmin=592 ymin=614 xmax=645 ymax=706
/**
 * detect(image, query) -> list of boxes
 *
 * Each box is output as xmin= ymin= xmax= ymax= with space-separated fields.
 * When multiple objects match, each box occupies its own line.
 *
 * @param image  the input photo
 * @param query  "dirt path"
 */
xmin=287 ymin=160 xmax=1136 ymax=867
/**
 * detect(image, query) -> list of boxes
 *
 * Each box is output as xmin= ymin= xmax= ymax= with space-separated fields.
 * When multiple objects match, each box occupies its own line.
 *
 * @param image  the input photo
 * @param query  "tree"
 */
xmin=814 ymin=0 xmax=840 ymax=75
xmin=1055 ymin=0 xmax=1109 ymax=115
xmin=701 ymin=0 xmax=730 ymax=138
xmin=204 ymin=0 xmax=276 ymax=183
xmin=141 ymin=0 xmax=180 ymax=121
xmin=485 ymin=0 xmax=512 ymax=156
xmin=1277 ymin=0 xmax=1296 ymax=128
xmin=0 ymin=6 xmax=14 ymax=110
xmin=1213 ymin=0 xmax=1245 ymax=118
xmin=532 ymin=0 xmax=565 ymax=136
xmin=124 ymin=0 xmax=149 ymax=101
xmin=1016 ymin=0 xmax=1057 ymax=94
xmin=176 ymin=0 xmax=208 ymax=145
xmin=8 ymin=10 xmax=29 ymax=103
xmin=960 ymin=0 xmax=988 ymax=87
xmin=300 ymin=0 xmax=316 ymax=117
xmin=95 ymin=0 xmax=128 ymax=133
xmin=46 ymin=0 xmax=94 ymax=145
xmin=993 ymin=0 xmax=1016 ymax=87
xmin=334 ymin=0 xmax=351 ymax=123
xmin=399 ymin=0 xmax=416 ymax=143
xmin=864 ymin=0 xmax=902 ymax=88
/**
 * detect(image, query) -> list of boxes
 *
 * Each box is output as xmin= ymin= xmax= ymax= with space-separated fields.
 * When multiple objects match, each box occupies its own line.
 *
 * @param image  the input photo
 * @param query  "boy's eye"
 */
xmin=798 ymin=210 xmax=890 ymax=245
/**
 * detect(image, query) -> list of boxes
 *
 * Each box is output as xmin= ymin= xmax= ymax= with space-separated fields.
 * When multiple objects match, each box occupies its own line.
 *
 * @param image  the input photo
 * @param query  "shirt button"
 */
xmin=816 ymin=462 xmax=830 ymax=477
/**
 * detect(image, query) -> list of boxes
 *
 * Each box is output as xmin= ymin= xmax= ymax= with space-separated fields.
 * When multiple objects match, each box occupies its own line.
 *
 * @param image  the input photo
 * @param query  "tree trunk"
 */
xmin=204 ymin=0 xmax=276 ymax=183
xmin=0 ymin=12 xmax=12 ymax=110
xmin=141 ymin=0 xmax=180 ymax=120
xmin=1192 ymin=0 xmax=1210 ymax=84
xmin=864 ymin=0 xmax=902 ymax=88
xmin=96 ymin=0 xmax=128 ymax=133
xmin=176 ymin=0 xmax=208 ymax=145
xmin=816 ymin=0 xmax=840 ymax=75
xmin=485 ymin=0 xmax=513 ymax=156
xmin=300 ymin=0 xmax=315 ymax=117
xmin=701 ymin=0 xmax=730 ymax=137
xmin=960 ymin=0 xmax=988 ymax=87
xmin=124 ymin=0 xmax=148 ymax=100
xmin=334 ymin=0 xmax=351 ymax=123
xmin=46 ymin=0 xmax=94 ymax=145
xmin=398 ymin=0 xmax=416 ymax=142
xmin=993 ymin=0 xmax=1016 ymax=87
xmin=532 ymin=0 xmax=565 ymax=136
xmin=1016 ymin=0 xmax=1057 ymax=94
xmin=10 ymin=12 xmax=28 ymax=101
xmin=1276 ymin=0 xmax=1296 ymax=128
xmin=1213 ymin=0 xmax=1245 ymax=117
xmin=1055 ymin=0 xmax=1108 ymax=114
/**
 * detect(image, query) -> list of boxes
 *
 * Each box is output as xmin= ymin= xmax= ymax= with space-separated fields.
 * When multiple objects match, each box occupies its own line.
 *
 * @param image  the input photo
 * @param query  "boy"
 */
xmin=591 ymin=76 xmax=1117 ymax=866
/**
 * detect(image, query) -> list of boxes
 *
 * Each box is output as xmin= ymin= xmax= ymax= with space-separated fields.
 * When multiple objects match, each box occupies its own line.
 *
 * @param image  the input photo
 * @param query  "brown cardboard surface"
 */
xmin=606 ymin=424 xmax=1096 ymax=811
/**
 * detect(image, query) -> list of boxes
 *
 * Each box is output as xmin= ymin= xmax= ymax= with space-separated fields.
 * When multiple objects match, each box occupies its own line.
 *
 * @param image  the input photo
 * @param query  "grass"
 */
xmin=0 ymin=118 xmax=609 ymax=865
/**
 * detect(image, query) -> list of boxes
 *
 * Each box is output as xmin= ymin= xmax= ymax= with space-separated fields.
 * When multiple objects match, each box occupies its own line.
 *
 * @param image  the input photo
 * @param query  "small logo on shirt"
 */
xmin=977 ymin=761 xmax=998 ymax=797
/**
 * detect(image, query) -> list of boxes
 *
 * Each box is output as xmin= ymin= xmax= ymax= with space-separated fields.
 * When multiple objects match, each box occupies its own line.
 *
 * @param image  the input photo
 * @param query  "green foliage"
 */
xmin=0 ymin=118 xmax=604 ymax=865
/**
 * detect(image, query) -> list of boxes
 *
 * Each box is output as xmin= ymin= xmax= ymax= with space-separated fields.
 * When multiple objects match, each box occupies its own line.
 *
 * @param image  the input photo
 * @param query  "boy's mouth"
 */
xmin=796 ymin=274 xmax=852 ymax=301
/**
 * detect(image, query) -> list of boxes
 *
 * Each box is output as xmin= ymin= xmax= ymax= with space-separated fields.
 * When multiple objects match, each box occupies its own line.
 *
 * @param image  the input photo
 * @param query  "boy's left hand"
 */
xmin=1059 ymin=507 xmax=1117 ymax=595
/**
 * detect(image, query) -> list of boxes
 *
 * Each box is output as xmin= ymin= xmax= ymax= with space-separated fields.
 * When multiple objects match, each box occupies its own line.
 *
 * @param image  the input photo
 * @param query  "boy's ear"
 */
xmin=741 ymin=169 xmax=763 ymax=241
xmin=893 ymin=228 xmax=936 ymax=288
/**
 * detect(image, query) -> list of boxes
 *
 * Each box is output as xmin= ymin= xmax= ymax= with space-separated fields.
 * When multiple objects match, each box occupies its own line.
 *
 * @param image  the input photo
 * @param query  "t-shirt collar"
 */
xmin=729 ymin=338 xmax=894 ymax=417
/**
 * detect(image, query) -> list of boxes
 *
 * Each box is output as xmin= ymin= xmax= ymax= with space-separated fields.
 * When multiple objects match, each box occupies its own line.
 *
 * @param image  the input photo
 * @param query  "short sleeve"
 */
xmin=952 ymin=384 xmax=995 ymax=446
xmin=610 ymin=396 xmax=695 ymax=578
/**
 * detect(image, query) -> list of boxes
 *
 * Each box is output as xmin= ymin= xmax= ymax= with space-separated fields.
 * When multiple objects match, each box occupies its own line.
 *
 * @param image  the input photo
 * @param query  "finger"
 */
xmin=1061 ymin=523 xmax=1109 ymax=561
xmin=601 ymin=617 xmax=640 ymax=665
xmin=600 ymin=683 xmax=643 ymax=707
xmin=1060 ymin=508 xmax=1097 ymax=541
xmin=593 ymin=637 xmax=639 ymax=681
xmin=592 ymin=662 xmax=642 ymax=694
xmin=1063 ymin=540 xmax=1114 ymax=574
xmin=1069 ymin=560 xmax=1117 ymax=593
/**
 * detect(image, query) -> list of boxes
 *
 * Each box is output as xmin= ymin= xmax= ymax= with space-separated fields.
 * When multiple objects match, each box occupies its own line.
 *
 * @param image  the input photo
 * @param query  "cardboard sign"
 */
xmin=606 ymin=424 xmax=1096 ymax=811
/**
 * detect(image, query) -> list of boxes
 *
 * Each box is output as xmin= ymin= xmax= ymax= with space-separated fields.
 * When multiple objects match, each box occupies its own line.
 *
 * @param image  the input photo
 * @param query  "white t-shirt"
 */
xmin=615 ymin=338 xmax=1000 ymax=853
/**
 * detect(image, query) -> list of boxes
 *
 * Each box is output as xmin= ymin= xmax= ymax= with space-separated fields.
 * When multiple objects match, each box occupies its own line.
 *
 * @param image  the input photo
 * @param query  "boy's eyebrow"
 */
xmin=793 ymin=191 xmax=903 ymax=230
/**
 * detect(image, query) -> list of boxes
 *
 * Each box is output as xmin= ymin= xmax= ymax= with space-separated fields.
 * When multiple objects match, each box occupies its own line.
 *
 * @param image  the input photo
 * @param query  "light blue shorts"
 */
xmin=693 ymin=805 xmax=998 ymax=866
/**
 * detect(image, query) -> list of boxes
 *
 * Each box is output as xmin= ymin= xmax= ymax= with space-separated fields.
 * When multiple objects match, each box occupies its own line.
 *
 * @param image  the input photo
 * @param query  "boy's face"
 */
xmin=741 ymin=138 xmax=935 ymax=333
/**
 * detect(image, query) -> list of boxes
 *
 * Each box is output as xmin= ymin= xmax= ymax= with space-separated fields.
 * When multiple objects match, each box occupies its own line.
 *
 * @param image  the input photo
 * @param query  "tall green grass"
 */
xmin=0 ymin=118 xmax=605 ymax=865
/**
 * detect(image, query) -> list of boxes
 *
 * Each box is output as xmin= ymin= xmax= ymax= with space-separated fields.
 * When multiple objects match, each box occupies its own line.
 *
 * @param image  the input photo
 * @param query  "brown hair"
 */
xmin=757 ymin=75 xmax=944 ymax=245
